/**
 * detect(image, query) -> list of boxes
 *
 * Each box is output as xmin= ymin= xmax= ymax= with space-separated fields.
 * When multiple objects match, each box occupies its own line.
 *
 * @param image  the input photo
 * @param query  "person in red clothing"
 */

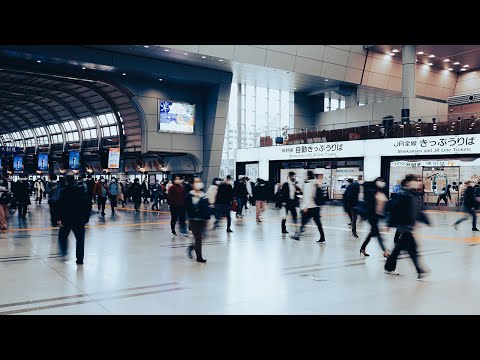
xmin=167 ymin=175 xmax=187 ymax=236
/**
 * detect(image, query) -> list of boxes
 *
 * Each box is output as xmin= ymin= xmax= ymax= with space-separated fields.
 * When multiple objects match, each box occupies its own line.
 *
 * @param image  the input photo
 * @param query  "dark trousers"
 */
xmin=436 ymin=195 xmax=449 ymax=206
xmin=36 ymin=191 xmax=43 ymax=204
xmin=188 ymin=220 xmax=205 ymax=260
xmin=98 ymin=196 xmax=107 ymax=214
xmin=152 ymin=196 xmax=159 ymax=210
xmin=109 ymin=195 xmax=117 ymax=212
xmin=282 ymin=202 xmax=298 ymax=232
xmin=385 ymin=231 xmax=424 ymax=274
xmin=454 ymin=206 xmax=477 ymax=229
xmin=300 ymin=207 xmax=325 ymax=240
xmin=361 ymin=216 xmax=386 ymax=251
xmin=133 ymin=200 xmax=141 ymax=212
xmin=49 ymin=201 xmax=60 ymax=226
xmin=58 ymin=224 xmax=85 ymax=262
xmin=236 ymin=197 xmax=245 ymax=215
xmin=351 ymin=209 xmax=358 ymax=234
xmin=170 ymin=206 xmax=186 ymax=233
xmin=18 ymin=202 xmax=28 ymax=219
xmin=215 ymin=204 xmax=232 ymax=229
xmin=143 ymin=195 xmax=149 ymax=204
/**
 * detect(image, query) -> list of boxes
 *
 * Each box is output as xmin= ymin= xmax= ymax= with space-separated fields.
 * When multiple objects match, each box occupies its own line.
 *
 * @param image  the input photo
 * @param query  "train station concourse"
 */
xmin=0 ymin=44 xmax=480 ymax=315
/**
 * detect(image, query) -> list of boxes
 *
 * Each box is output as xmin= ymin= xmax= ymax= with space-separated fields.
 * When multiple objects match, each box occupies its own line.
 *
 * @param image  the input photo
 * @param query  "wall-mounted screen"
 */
xmin=13 ymin=156 xmax=23 ymax=172
xmin=69 ymin=151 xmax=80 ymax=169
xmin=0 ymin=158 xmax=2 ymax=170
xmin=159 ymin=101 xmax=194 ymax=133
xmin=108 ymin=148 xmax=120 ymax=169
xmin=38 ymin=154 xmax=49 ymax=171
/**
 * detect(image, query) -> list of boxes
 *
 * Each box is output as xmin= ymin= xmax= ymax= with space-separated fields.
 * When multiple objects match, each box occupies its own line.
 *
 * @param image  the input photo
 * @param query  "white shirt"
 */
xmin=287 ymin=179 xmax=295 ymax=200
xmin=246 ymin=181 xmax=252 ymax=196
xmin=206 ymin=184 xmax=218 ymax=205
xmin=301 ymin=180 xmax=319 ymax=210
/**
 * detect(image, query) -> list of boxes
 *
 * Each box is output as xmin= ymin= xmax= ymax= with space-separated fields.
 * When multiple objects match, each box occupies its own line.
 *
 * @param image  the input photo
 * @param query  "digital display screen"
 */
xmin=159 ymin=101 xmax=194 ymax=133
xmin=38 ymin=154 xmax=48 ymax=171
xmin=69 ymin=151 xmax=80 ymax=169
xmin=13 ymin=156 xmax=23 ymax=172
xmin=0 ymin=158 xmax=2 ymax=170
xmin=108 ymin=148 xmax=120 ymax=169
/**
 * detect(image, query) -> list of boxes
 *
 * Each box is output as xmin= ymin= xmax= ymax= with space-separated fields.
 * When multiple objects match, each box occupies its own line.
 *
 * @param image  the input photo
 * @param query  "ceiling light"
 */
xmin=219 ymin=59 xmax=223 ymax=62
xmin=144 ymin=45 xmax=149 ymax=48
xmin=389 ymin=53 xmax=395 ymax=56
xmin=417 ymin=51 xmax=424 ymax=55
xmin=392 ymin=49 xmax=399 ymax=53
xmin=443 ymin=59 xmax=450 ymax=62
xmin=461 ymin=68 xmax=467 ymax=71
xmin=159 ymin=78 xmax=163 ymax=81
xmin=293 ymin=87 xmax=297 ymax=90
xmin=122 ymin=73 xmax=126 ymax=76
xmin=325 ymin=79 xmax=328 ymax=82
xmin=378 ymin=100 xmax=382 ymax=102
xmin=453 ymin=62 xmax=460 ymax=65
xmin=36 ymin=60 xmax=41 ymax=63
xmin=448 ymin=68 xmax=453 ymax=71
xmin=463 ymin=64 xmax=470 ymax=68
xmin=201 ymin=56 xmax=206 ymax=59
xmin=429 ymin=54 xmax=435 ymax=58
xmin=82 ymin=67 xmax=86 ymax=70
xmin=427 ymin=62 xmax=433 ymax=66
xmin=164 ymin=49 xmax=169 ymax=52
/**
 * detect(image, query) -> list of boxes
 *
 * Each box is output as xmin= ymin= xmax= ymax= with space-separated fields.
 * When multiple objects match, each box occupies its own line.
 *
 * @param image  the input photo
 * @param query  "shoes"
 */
xmin=317 ymin=238 xmax=326 ymax=244
xmin=188 ymin=230 xmax=193 ymax=236
xmin=417 ymin=271 xmax=430 ymax=281
xmin=360 ymin=249 xmax=370 ymax=256
xmin=172 ymin=230 xmax=177 ymax=236
xmin=256 ymin=220 xmax=262 ymax=223
xmin=291 ymin=234 xmax=300 ymax=240
xmin=282 ymin=230 xmax=289 ymax=234
xmin=473 ymin=228 xmax=479 ymax=231
xmin=352 ymin=233 xmax=359 ymax=238
xmin=196 ymin=258 xmax=207 ymax=263
xmin=300 ymin=227 xmax=305 ymax=233
xmin=101 ymin=212 xmax=105 ymax=216
xmin=186 ymin=246 xmax=193 ymax=259
xmin=384 ymin=251 xmax=391 ymax=259
xmin=454 ymin=223 xmax=458 ymax=230
xmin=226 ymin=228 xmax=233 ymax=233
xmin=76 ymin=260 xmax=83 ymax=265
xmin=348 ymin=222 xmax=352 ymax=226
xmin=384 ymin=270 xmax=400 ymax=275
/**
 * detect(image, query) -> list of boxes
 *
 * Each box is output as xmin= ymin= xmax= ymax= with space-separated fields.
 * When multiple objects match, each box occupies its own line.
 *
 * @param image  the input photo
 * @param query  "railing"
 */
xmin=253 ymin=112 xmax=480 ymax=148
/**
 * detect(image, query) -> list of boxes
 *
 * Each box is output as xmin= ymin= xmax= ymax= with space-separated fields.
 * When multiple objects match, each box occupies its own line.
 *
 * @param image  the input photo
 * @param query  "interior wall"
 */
xmin=455 ymin=70 xmax=480 ymax=96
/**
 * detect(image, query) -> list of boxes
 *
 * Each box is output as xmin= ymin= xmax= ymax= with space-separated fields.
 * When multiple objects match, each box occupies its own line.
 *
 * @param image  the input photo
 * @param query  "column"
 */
xmin=345 ymin=88 xmax=358 ymax=108
xmin=258 ymin=159 xmax=269 ymax=181
xmin=363 ymin=155 xmax=381 ymax=181
xmin=401 ymin=44 xmax=416 ymax=123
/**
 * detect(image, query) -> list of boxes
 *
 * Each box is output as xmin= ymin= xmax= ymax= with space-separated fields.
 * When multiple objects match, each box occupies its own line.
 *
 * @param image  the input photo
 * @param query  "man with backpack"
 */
xmin=93 ymin=176 xmax=110 ymax=217
xmin=291 ymin=171 xmax=326 ymax=243
xmin=384 ymin=174 xmax=430 ymax=280
xmin=46 ymin=174 xmax=62 ymax=227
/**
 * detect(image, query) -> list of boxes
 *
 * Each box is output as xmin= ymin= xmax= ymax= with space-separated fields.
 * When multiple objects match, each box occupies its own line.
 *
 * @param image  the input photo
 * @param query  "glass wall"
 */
xmin=219 ymin=84 xmax=294 ymax=179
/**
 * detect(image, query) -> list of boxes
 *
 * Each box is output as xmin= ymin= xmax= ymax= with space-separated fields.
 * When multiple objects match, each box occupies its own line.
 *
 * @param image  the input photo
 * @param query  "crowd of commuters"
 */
xmin=0 ymin=171 xmax=478 ymax=278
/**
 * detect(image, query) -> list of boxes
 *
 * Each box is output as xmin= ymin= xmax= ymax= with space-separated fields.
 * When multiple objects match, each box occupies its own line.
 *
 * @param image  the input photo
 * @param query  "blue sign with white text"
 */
xmin=69 ymin=151 xmax=80 ymax=169
xmin=13 ymin=156 xmax=23 ymax=172
xmin=38 ymin=154 xmax=48 ymax=171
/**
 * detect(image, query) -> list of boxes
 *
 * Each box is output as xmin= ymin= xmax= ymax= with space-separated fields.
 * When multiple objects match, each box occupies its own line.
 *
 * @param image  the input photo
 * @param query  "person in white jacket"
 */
xmin=206 ymin=177 xmax=221 ymax=215
xmin=34 ymin=178 xmax=45 ymax=205
xmin=291 ymin=170 xmax=326 ymax=243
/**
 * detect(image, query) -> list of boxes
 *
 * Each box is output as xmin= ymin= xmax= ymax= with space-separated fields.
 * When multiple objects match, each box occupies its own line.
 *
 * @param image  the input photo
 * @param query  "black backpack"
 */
xmin=314 ymin=184 xmax=326 ymax=206
xmin=0 ymin=191 xmax=12 ymax=205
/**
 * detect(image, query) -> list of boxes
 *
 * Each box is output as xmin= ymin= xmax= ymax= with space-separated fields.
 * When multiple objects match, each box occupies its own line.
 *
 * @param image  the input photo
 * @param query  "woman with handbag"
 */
xmin=359 ymin=177 xmax=390 ymax=258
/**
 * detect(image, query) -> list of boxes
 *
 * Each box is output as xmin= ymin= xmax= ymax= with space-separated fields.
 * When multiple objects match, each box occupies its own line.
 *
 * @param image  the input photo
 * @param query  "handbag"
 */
xmin=231 ymin=199 xmax=238 ymax=212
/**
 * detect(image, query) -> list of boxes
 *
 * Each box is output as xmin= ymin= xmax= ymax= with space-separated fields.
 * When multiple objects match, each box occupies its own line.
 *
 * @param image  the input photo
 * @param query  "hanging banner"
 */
xmin=108 ymin=148 xmax=120 ymax=169
xmin=38 ymin=154 xmax=49 ymax=171
xmin=13 ymin=156 xmax=23 ymax=172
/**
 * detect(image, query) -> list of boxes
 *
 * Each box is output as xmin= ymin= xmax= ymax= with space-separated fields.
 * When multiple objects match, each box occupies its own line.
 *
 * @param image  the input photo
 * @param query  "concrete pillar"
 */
xmin=363 ymin=155 xmax=381 ymax=181
xmin=345 ymin=88 xmax=358 ymax=108
xmin=401 ymin=45 xmax=416 ymax=123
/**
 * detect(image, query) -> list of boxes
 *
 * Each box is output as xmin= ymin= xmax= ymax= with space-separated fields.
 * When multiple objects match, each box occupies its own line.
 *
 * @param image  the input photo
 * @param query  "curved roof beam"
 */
xmin=0 ymin=104 xmax=37 ymax=150
xmin=0 ymin=87 xmax=83 ymax=152
xmin=0 ymin=80 xmax=102 ymax=150
xmin=0 ymin=98 xmax=52 ymax=153
xmin=0 ymin=71 xmax=125 ymax=149
xmin=0 ymin=91 xmax=65 ymax=153
xmin=0 ymin=110 xmax=27 ymax=150
xmin=0 ymin=115 xmax=14 ymax=146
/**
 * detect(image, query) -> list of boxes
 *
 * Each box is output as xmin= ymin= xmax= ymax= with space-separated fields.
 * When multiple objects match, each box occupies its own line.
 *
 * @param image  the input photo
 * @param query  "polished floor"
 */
xmin=0 ymin=198 xmax=479 ymax=315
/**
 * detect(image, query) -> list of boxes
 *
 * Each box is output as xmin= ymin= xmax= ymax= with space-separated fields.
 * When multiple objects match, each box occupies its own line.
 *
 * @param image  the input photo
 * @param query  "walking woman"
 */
xmin=359 ymin=177 xmax=390 ymax=258
xmin=129 ymin=178 xmax=143 ymax=213
xmin=454 ymin=180 xmax=479 ymax=231
xmin=34 ymin=178 xmax=45 ymax=205
xmin=185 ymin=178 xmax=209 ymax=263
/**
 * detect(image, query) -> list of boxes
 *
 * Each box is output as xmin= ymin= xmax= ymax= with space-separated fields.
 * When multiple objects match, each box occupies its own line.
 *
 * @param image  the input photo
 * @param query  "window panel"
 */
xmin=79 ymin=118 xmax=89 ymax=128
xmin=90 ymin=128 xmax=97 ymax=138
xmin=87 ymin=117 xmax=95 ymax=127
xmin=109 ymin=126 xmax=117 ymax=136
xmin=105 ymin=113 xmax=116 ymax=124
xmin=98 ymin=115 xmax=108 ymax=126
xmin=102 ymin=127 xmax=110 ymax=137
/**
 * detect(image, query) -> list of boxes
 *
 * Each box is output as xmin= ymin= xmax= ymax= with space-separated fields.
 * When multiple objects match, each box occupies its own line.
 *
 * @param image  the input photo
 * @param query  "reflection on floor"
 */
xmin=0 ymin=200 xmax=479 ymax=314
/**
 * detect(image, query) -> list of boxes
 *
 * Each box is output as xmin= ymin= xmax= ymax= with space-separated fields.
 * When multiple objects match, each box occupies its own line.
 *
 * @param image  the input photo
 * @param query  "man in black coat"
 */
xmin=13 ymin=175 xmax=30 ymax=220
xmin=454 ymin=180 xmax=478 ymax=231
xmin=280 ymin=171 xmax=301 ymax=234
xmin=57 ymin=175 xmax=92 ymax=265
xmin=233 ymin=176 xmax=248 ymax=218
xmin=214 ymin=175 xmax=233 ymax=232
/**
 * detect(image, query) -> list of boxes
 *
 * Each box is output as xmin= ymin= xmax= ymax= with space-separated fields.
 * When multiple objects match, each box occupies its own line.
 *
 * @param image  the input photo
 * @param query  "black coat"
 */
xmin=281 ymin=181 xmax=301 ymax=207
xmin=130 ymin=183 xmax=143 ymax=201
xmin=13 ymin=181 xmax=30 ymax=203
xmin=233 ymin=181 xmax=248 ymax=199
xmin=464 ymin=186 xmax=476 ymax=209
xmin=216 ymin=183 xmax=233 ymax=205
xmin=58 ymin=184 xmax=92 ymax=226
xmin=253 ymin=183 xmax=269 ymax=201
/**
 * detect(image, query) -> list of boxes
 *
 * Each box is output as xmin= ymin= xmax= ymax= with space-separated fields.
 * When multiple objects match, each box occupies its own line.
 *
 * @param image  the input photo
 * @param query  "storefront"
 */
xmin=236 ymin=133 xmax=480 ymax=207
